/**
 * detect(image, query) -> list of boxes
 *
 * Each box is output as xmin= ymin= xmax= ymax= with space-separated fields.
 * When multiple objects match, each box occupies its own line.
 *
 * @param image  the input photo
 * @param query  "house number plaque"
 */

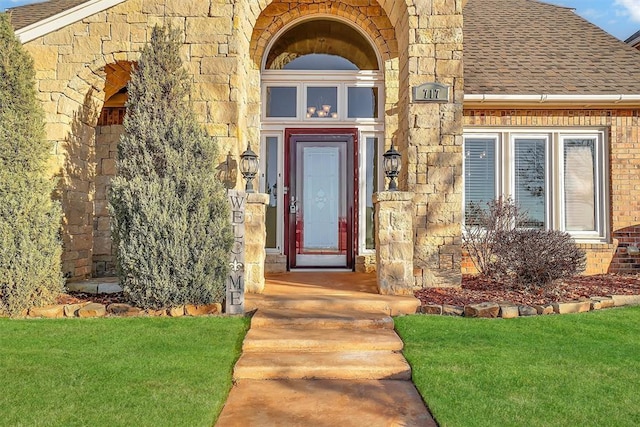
xmin=413 ymin=82 xmax=450 ymax=102
xmin=226 ymin=190 xmax=245 ymax=314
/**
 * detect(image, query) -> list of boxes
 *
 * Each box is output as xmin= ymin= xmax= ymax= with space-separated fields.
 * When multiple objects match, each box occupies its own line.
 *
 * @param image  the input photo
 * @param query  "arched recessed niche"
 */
xmin=265 ymin=19 xmax=379 ymax=71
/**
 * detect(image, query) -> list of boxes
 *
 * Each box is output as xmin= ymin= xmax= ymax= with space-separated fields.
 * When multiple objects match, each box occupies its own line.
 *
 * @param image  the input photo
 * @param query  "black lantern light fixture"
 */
xmin=240 ymin=143 xmax=259 ymax=193
xmin=383 ymin=141 xmax=401 ymax=191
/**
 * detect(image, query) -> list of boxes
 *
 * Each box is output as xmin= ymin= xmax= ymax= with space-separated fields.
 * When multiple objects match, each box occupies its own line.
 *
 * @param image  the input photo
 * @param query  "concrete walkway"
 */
xmin=216 ymin=272 xmax=436 ymax=427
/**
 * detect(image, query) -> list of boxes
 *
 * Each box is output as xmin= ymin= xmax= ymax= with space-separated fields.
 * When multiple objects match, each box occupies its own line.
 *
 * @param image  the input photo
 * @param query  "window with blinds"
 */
xmin=464 ymin=138 xmax=496 ymax=226
xmin=463 ymin=130 xmax=606 ymax=241
xmin=563 ymin=138 xmax=596 ymax=232
xmin=514 ymin=138 xmax=546 ymax=228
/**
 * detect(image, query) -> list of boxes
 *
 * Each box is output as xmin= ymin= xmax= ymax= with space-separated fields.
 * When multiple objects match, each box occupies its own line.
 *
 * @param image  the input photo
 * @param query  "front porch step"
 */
xmin=233 ymin=351 xmax=411 ymax=380
xmin=250 ymin=308 xmax=395 ymax=329
xmin=242 ymin=328 xmax=404 ymax=352
xmin=246 ymin=294 xmax=420 ymax=316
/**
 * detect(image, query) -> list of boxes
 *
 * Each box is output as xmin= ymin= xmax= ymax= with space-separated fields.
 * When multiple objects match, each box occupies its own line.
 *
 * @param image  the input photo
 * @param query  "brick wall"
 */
xmin=464 ymin=108 xmax=640 ymax=274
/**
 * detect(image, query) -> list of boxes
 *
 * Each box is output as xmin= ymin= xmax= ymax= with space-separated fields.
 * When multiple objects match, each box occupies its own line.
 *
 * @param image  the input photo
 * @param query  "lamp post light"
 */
xmin=383 ymin=142 xmax=401 ymax=191
xmin=240 ymin=143 xmax=259 ymax=193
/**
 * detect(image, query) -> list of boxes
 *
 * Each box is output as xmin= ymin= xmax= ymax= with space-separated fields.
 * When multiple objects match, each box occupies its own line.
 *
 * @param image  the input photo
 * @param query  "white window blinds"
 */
xmin=464 ymin=138 xmax=496 ymax=225
xmin=564 ymin=139 xmax=596 ymax=231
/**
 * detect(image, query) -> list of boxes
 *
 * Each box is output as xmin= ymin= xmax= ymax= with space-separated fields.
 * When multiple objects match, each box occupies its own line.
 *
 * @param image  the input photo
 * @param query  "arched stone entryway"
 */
xmin=240 ymin=0 xmax=464 ymax=286
xmin=25 ymin=0 xmax=463 ymax=287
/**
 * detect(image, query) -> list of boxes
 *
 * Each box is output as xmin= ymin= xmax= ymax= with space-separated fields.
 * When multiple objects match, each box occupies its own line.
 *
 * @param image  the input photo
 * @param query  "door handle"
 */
xmin=289 ymin=197 xmax=298 ymax=214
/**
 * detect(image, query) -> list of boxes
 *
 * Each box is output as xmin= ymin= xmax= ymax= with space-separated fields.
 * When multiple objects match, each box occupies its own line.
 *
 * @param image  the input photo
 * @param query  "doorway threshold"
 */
xmin=289 ymin=268 xmax=354 ymax=272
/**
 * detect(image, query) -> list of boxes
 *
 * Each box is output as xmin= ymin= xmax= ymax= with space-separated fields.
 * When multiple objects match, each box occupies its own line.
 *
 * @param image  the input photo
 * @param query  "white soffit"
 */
xmin=15 ymin=0 xmax=126 ymax=43
xmin=464 ymin=94 xmax=640 ymax=108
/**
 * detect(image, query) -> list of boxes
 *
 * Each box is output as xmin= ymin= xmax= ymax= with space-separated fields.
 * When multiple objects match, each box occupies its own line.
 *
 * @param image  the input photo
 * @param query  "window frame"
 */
xmin=559 ymin=133 xmax=607 ymax=239
xmin=509 ymin=134 xmax=551 ymax=229
xmin=462 ymin=133 xmax=501 ymax=228
xmin=259 ymin=132 xmax=285 ymax=253
xmin=359 ymin=132 xmax=384 ymax=253
xmin=463 ymin=128 xmax=609 ymax=242
xmin=261 ymin=72 xmax=384 ymax=124
xmin=303 ymin=83 xmax=341 ymax=121
xmin=263 ymin=84 xmax=300 ymax=120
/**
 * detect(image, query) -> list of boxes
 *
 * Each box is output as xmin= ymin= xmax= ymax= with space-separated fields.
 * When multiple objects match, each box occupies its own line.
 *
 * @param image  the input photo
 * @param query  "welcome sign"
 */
xmin=226 ymin=190 xmax=246 ymax=314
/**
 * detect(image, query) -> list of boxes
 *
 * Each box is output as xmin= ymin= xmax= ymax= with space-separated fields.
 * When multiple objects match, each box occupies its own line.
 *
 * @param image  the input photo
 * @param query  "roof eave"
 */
xmin=14 ymin=0 xmax=126 ymax=43
xmin=464 ymin=94 xmax=640 ymax=109
xmin=626 ymin=36 xmax=640 ymax=48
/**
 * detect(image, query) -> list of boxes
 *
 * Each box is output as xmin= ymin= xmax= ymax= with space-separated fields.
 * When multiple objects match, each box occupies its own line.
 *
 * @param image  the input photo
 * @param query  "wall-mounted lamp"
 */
xmin=627 ymin=245 xmax=640 ymax=256
xmin=240 ymin=143 xmax=259 ymax=193
xmin=383 ymin=142 xmax=401 ymax=191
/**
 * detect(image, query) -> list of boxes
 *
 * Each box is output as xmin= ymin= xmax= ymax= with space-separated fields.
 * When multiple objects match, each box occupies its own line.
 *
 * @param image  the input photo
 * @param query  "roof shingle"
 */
xmin=464 ymin=0 xmax=640 ymax=95
xmin=8 ymin=0 xmax=88 ymax=30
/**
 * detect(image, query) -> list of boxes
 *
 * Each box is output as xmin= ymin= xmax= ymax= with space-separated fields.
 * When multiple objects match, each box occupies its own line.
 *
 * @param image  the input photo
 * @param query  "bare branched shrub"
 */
xmin=493 ymin=229 xmax=586 ymax=290
xmin=464 ymin=197 xmax=586 ymax=291
xmin=462 ymin=197 xmax=529 ymax=278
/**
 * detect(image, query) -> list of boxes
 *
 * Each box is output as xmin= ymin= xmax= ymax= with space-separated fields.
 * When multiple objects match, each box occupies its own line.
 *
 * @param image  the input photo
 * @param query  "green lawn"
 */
xmin=0 ymin=316 xmax=249 ymax=427
xmin=395 ymin=306 xmax=640 ymax=427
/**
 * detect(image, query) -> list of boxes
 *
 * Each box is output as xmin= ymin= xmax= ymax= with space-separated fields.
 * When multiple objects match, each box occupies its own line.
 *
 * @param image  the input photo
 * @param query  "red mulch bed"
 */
xmin=57 ymin=274 xmax=640 ymax=309
xmin=56 ymin=292 xmax=128 ymax=306
xmin=415 ymin=274 xmax=640 ymax=307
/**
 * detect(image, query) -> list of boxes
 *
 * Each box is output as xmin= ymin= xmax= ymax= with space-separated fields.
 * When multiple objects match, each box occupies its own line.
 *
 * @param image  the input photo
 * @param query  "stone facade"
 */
xmin=23 ymin=0 xmax=465 ymax=288
xmin=92 ymin=123 xmax=120 ymax=277
xmin=355 ymin=254 xmax=376 ymax=273
xmin=245 ymin=193 xmax=269 ymax=293
xmin=375 ymin=192 xmax=414 ymax=295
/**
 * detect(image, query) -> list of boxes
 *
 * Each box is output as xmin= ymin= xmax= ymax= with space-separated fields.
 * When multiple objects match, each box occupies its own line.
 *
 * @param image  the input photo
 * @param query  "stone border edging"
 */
xmin=418 ymin=295 xmax=640 ymax=318
xmin=18 ymin=302 xmax=224 ymax=319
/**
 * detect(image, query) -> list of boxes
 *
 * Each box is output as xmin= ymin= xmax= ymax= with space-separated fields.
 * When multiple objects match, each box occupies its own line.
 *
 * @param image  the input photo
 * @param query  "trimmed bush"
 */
xmin=493 ymin=229 xmax=586 ymax=290
xmin=109 ymin=25 xmax=233 ymax=309
xmin=0 ymin=13 xmax=63 ymax=316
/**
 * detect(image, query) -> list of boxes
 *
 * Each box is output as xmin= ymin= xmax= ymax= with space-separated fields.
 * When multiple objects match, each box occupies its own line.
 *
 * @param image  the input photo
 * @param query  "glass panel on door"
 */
xmin=294 ymin=141 xmax=347 ymax=267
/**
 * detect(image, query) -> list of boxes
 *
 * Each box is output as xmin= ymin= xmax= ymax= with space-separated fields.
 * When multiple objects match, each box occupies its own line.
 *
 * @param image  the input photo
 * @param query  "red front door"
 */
xmin=284 ymin=128 xmax=358 ymax=269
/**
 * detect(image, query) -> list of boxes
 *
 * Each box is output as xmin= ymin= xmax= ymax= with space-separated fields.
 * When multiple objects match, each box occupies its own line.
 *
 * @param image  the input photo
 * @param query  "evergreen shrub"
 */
xmin=0 ymin=13 xmax=63 ymax=316
xmin=109 ymin=26 xmax=232 ymax=309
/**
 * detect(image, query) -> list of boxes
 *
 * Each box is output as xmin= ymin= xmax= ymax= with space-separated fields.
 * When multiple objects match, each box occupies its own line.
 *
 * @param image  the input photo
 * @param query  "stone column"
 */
xmin=398 ymin=1 xmax=463 ymax=288
xmin=374 ymin=191 xmax=414 ymax=296
xmin=244 ymin=193 xmax=269 ymax=293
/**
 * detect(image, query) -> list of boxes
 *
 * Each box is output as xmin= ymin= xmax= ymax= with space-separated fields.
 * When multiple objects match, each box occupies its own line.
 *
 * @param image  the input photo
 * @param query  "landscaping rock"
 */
xmin=611 ymin=295 xmax=640 ymax=307
xmin=77 ymin=303 xmax=106 ymax=318
xmin=64 ymin=303 xmax=87 ymax=317
xmin=420 ymin=304 xmax=442 ymax=315
xmin=107 ymin=303 xmax=142 ymax=317
xmin=29 ymin=305 xmax=64 ymax=319
xmin=551 ymin=301 xmax=591 ymax=314
xmin=518 ymin=305 xmax=538 ymax=317
xmin=185 ymin=303 xmax=222 ymax=316
xmin=442 ymin=305 xmax=464 ymax=316
xmin=144 ymin=309 xmax=167 ymax=317
xmin=534 ymin=304 xmax=554 ymax=315
xmin=168 ymin=306 xmax=185 ymax=317
xmin=499 ymin=304 xmax=519 ymax=319
xmin=464 ymin=302 xmax=500 ymax=318
xmin=591 ymin=296 xmax=615 ymax=309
